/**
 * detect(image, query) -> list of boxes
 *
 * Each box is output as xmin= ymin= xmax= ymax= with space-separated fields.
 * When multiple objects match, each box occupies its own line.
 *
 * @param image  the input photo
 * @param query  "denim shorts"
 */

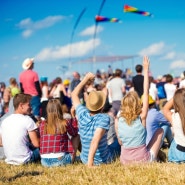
xmin=168 ymin=139 xmax=185 ymax=163
xmin=41 ymin=153 xmax=72 ymax=167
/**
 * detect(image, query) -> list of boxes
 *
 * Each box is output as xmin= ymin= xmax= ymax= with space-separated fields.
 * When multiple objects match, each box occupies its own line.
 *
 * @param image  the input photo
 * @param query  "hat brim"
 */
xmin=22 ymin=58 xmax=34 ymax=70
xmin=86 ymin=91 xmax=106 ymax=112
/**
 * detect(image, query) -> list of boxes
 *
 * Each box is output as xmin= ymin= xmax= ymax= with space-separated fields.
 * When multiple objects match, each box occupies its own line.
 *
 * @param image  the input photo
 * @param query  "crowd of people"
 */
xmin=1 ymin=56 xmax=185 ymax=167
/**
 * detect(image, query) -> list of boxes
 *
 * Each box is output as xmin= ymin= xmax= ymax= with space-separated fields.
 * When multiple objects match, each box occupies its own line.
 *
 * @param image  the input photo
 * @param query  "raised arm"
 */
xmin=71 ymin=72 xmax=95 ymax=108
xmin=140 ymin=56 xmax=150 ymax=126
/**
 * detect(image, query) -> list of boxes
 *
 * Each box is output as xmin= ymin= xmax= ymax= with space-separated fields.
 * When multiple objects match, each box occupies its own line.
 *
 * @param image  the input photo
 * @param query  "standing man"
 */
xmin=107 ymin=69 xmax=126 ymax=116
xmin=19 ymin=58 xmax=42 ymax=120
xmin=132 ymin=64 xmax=144 ymax=98
xmin=0 ymin=93 xmax=40 ymax=165
xmin=71 ymin=73 xmax=115 ymax=167
xmin=68 ymin=71 xmax=84 ymax=104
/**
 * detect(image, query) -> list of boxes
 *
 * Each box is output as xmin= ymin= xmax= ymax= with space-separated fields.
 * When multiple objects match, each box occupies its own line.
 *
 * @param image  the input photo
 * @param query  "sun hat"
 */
xmin=22 ymin=58 xmax=34 ymax=70
xmin=86 ymin=90 xmax=106 ymax=112
xmin=141 ymin=95 xmax=155 ymax=105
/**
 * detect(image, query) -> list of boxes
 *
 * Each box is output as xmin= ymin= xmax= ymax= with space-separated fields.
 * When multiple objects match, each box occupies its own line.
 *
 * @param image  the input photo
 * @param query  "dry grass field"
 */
xmin=1 ymin=152 xmax=185 ymax=185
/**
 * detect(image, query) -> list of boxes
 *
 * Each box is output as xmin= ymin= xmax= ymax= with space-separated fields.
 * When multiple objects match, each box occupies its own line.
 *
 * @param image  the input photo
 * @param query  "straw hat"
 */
xmin=22 ymin=58 xmax=34 ymax=70
xmin=86 ymin=91 xmax=106 ymax=112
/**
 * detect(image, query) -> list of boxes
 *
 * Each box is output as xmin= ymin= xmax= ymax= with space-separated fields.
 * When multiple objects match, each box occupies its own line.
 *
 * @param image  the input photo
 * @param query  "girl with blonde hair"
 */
xmin=115 ymin=56 xmax=163 ymax=164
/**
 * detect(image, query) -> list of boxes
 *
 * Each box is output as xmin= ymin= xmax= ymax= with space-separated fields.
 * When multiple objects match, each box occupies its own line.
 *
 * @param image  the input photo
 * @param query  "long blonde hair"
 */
xmin=120 ymin=91 xmax=142 ymax=125
xmin=173 ymin=88 xmax=185 ymax=134
xmin=44 ymin=99 xmax=67 ymax=134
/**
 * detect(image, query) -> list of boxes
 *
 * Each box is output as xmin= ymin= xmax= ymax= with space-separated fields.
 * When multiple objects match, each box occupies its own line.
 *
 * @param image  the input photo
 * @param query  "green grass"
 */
xmin=1 ymin=153 xmax=185 ymax=185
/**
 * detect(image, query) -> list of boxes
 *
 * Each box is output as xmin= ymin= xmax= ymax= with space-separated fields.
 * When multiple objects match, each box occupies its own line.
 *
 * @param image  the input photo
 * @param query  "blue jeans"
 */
xmin=30 ymin=148 xmax=40 ymax=162
xmin=108 ymin=138 xmax=121 ymax=160
xmin=168 ymin=139 xmax=185 ymax=163
xmin=31 ymin=96 xmax=41 ymax=117
xmin=41 ymin=153 xmax=72 ymax=167
xmin=160 ymin=123 xmax=173 ymax=147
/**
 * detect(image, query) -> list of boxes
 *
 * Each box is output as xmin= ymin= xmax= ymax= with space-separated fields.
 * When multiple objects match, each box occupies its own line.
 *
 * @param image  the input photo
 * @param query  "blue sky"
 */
xmin=1 ymin=0 xmax=185 ymax=84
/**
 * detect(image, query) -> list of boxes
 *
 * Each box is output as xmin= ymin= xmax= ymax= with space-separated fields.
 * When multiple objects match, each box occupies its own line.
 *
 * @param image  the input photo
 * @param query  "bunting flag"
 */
xmin=123 ymin=4 xmax=153 ymax=17
xmin=95 ymin=15 xmax=121 ymax=23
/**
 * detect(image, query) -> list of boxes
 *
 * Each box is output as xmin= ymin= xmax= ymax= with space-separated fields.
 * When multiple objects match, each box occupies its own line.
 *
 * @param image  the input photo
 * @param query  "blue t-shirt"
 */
xmin=146 ymin=108 xmax=169 ymax=145
xmin=76 ymin=104 xmax=111 ymax=165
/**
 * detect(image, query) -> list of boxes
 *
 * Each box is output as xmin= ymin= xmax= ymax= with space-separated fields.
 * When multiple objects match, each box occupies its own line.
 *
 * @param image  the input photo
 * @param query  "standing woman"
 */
xmin=39 ymin=99 xmax=80 ymax=167
xmin=115 ymin=56 xmax=163 ymax=164
xmin=49 ymin=77 xmax=67 ymax=104
xmin=163 ymin=88 xmax=185 ymax=163
xmin=40 ymin=77 xmax=49 ymax=119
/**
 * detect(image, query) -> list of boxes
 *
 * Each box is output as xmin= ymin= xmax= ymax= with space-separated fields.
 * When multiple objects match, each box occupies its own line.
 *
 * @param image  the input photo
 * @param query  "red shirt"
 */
xmin=39 ymin=119 xmax=78 ymax=154
xmin=19 ymin=70 xmax=39 ymax=96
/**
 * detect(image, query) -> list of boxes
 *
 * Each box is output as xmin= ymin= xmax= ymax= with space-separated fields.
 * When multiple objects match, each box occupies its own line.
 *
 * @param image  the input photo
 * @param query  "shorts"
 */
xmin=168 ymin=139 xmax=185 ymax=163
xmin=41 ymin=153 xmax=72 ymax=167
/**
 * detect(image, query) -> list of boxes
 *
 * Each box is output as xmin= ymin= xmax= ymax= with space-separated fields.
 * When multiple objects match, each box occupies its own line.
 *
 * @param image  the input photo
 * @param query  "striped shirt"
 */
xmin=76 ymin=104 xmax=112 ymax=165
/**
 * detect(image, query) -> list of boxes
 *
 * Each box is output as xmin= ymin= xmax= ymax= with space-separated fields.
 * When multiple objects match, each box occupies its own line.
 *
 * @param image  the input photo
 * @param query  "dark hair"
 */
xmin=166 ymin=74 xmax=173 ymax=83
xmin=55 ymin=77 xmax=62 ymax=84
xmin=114 ymin=69 xmax=122 ymax=77
xmin=135 ymin=64 xmax=143 ymax=73
xmin=13 ymin=93 xmax=32 ymax=110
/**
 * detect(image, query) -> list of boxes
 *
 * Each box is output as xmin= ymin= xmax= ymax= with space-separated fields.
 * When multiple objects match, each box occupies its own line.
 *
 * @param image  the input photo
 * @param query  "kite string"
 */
xmin=93 ymin=0 xmax=106 ymax=65
xmin=69 ymin=7 xmax=86 ymax=65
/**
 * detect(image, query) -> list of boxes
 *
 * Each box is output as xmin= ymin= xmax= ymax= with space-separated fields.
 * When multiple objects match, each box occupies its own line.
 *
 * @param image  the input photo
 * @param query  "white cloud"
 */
xmin=17 ymin=15 xmax=65 ymax=38
xmin=138 ymin=42 xmax=165 ymax=56
xmin=170 ymin=60 xmax=185 ymax=69
xmin=79 ymin=25 xmax=103 ymax=36
xmin=160 ymin=52 xmax=176 ymax=60
xmin=22 ymin=29 xmax=33 ymax=38
xmin=35 ymin=38 xmax=101 ymax=61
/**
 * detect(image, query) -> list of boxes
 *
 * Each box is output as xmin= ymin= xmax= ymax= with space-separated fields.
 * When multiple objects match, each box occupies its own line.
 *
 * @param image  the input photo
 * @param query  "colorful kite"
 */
xmin=123 ymin=4 xmax=153 ymax=17
xmin=95 ymin=15 xmax=121 ymax=23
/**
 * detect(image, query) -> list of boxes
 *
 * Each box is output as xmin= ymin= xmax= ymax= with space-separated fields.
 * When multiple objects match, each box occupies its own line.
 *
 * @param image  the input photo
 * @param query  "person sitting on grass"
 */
xmin=143 ymin=95 xmax=173 ymax=148
xmin=115 ymin=56 xmax=163 ymax=164
xmin=71 ymin=72 xmax=117 ymax=167
xmin=163 ymin=88 xmax=185 ymax=163
xmin=0 ymin=93 xmax=40 ymax=165
xmin=39 ymin=99 xmax=80 ymax=167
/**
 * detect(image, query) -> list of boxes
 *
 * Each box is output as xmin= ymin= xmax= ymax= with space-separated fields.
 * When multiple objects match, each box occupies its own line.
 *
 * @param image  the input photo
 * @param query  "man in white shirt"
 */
xmin=0 ymin=93 xmax=40 ymax=165
xmin=107 ymin=69 xmax=125 ymax=116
